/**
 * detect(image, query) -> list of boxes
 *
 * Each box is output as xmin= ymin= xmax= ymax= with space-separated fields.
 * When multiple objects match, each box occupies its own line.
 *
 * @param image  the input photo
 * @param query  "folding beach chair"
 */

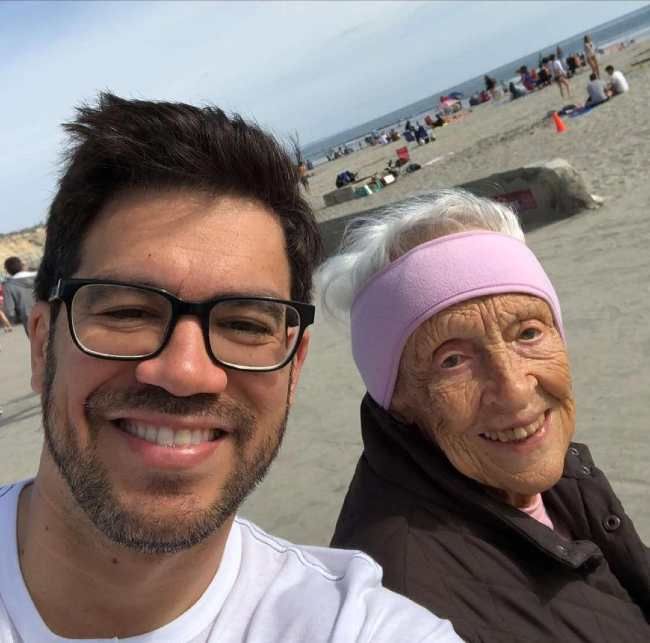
xmin=395 ymin=146 xmax=410 ymax=167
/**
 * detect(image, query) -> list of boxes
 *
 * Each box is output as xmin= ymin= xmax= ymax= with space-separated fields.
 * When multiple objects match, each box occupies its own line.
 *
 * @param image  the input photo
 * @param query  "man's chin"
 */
xmin=90 ymin=497 xmax=232 ymax=554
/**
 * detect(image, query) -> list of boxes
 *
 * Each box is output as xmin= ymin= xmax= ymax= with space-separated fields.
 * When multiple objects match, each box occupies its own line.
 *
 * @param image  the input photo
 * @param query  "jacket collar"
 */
xmin=360 ymin=394 xmax=601 ymax=568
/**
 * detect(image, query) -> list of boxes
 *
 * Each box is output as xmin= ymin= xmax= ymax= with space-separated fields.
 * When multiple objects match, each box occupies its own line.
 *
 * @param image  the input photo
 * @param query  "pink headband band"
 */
xmin=350 ymin=230 xmax=564 ymax=409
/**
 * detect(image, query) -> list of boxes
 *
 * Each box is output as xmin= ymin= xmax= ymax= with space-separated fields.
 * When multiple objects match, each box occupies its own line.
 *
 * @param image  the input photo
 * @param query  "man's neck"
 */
xmin=16 ymin=472 xmax=232 ymax=639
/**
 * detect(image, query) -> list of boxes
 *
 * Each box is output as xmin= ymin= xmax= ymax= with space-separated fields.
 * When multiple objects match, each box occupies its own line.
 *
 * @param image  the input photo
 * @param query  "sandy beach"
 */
xmin=307 ymin=42 xmax=650 ymax=225
xmin=1 ymin=42 xmax=649 ymax=547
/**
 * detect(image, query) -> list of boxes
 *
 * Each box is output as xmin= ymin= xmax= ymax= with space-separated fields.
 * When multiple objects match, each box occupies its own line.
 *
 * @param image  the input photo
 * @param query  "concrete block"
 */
xmin=318 ymin=159 xmax=602 ymax=257
xmin=323 ymin=186 xmax=357 ymax=207
xmin=458 ymin=158 xmax=603 ymax=229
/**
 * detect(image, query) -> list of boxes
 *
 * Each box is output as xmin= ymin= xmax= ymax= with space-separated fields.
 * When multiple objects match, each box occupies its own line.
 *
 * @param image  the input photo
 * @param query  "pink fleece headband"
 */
xmin=350 ymin=230 xmax=564 ymax=409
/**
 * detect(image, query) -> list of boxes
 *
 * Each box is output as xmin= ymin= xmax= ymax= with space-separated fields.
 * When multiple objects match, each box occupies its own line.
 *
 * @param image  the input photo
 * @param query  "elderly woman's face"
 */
xmin=391 ymin=294 xmax=575 ymax=505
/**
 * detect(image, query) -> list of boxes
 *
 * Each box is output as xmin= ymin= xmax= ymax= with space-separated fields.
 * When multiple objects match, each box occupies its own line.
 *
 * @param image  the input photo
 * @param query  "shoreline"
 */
xmin=304 ymin=41 xmax=648 ymax=226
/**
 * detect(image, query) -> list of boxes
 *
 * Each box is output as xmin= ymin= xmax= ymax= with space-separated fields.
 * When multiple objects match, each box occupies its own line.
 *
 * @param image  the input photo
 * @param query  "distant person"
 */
xmin=606 ymin=64 xmax=629 ymax=94
xmin=584 ymin=34 xmax=600 ymax=79
xmin=537 ymin=58 xmax=553 ymax=87
xmin=0 ymin=306 xmax=13 ymax=418
xmin=297 ymin=162 xmax=310 ymax=191
xmin=518 ymin=66 xmax=535 ymax=91
xmin=433 ymin=113 xmax=446 ymax=127
xmin=416 ymin=123 xmax=430 ymax=144
xmin=509 ymin=82 xmax=526 ymax=100
xmin=0 ymin=289 xmax=11 ymax=417
xmin=586 ymin=72 xmax=609 ymax=106
xmin=566 ymin=53 xmax=579 ymax=75
xmin=2 ymin=256 xmax=36 ymax=335
xmin=484 ymin=74 xmax=497 ymax=98
xmin=549 ymin=53 xmax=572 ymax=98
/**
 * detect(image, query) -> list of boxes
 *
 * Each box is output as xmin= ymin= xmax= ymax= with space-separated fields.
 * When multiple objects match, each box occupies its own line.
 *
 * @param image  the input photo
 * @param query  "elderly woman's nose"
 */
xmin=481 ymin=350 xmax=535 ymax=411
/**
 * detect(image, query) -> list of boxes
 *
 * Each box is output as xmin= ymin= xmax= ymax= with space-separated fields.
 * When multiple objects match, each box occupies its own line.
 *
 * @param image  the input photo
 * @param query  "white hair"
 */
xmin=316 ymin=189 xmax=525 ymax=321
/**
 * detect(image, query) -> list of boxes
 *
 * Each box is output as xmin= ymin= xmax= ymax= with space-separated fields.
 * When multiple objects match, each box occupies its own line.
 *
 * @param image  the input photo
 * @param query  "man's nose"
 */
xmin=134 ymin=317 xmax=228 ymax=397
xmin=481 ymin=349 xmax=535 ymax=413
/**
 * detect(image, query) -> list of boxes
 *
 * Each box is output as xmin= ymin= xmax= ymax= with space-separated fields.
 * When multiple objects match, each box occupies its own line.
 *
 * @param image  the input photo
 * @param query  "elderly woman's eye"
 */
xmin=519 ymin=327 xmax=542 ymax=340
xmin=440 ymin=354 xmax=464 ymax=369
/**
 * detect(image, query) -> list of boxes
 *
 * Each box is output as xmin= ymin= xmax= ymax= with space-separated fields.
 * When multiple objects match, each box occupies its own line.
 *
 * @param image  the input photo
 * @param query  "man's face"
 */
xmin=391 ymin=294 xmax=575 ymax=503
xmin=31 ymin=190 xmax=309 ymax=553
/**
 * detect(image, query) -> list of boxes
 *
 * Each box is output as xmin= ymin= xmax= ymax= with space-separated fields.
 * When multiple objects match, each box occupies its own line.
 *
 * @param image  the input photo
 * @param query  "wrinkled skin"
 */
xmin=390 ymin=294 xmax=575 ymax=507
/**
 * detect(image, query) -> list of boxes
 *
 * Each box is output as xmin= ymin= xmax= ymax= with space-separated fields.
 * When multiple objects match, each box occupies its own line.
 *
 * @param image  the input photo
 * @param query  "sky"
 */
xmin=1 ymin=0 xmax=647 ymax=233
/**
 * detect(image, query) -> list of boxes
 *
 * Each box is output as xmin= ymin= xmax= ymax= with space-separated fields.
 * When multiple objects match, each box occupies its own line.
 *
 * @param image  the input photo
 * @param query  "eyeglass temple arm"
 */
xmin=48 ymin=280 xmax=63 ymax=302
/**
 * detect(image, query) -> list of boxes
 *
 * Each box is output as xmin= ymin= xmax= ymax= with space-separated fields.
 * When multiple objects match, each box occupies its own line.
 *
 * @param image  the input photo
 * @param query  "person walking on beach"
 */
xmin=0 ymin=92 xmax=460 ymax=643
xmin=549 ymin=53 xmax=572 ymax=99
xmin=584 ymin=34 xmax=600 ymax=79
xmin=2 ymin=256 xmax=36 ymax=335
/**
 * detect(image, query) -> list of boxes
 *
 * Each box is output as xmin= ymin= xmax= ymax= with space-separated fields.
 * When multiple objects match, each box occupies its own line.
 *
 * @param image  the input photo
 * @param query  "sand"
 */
xmin=307 ymin=42 xmax=650 ymax=223
xmin=1 ymin=42 xmax=649 ymax=548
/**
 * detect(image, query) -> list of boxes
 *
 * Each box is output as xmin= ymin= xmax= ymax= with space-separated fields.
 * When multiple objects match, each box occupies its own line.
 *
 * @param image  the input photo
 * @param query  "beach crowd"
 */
xmin=0 ymin=16 xmax=648 ymax=642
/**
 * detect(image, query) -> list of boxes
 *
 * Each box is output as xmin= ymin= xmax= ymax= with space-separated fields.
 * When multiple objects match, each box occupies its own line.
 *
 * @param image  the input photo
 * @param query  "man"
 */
xmin=549 ymin=53 xmax=572 ymax=99
xmin=0 ymin=93 xmax=460 ymax=642
xmin=585 ymin=72 xmax=609 ymax=107
xmin=2 ymin=256 xmax=36 ymax=335
xmin=537 ymin=58 xmax=551 ymax=87
xmin=0 ymin=287 xmax=13 ymax=418
xmin=605 ymin=64 xmax=629 ymax=95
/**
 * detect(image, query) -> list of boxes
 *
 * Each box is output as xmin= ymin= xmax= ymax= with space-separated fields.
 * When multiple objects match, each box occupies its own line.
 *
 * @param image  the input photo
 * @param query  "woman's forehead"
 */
xmin=418 ymin=294 xmax=553 ymax=339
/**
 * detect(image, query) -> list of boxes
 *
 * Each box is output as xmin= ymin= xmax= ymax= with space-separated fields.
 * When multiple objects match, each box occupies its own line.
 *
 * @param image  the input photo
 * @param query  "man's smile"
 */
xmin=117 ymin=419 xmax=226 ymax=447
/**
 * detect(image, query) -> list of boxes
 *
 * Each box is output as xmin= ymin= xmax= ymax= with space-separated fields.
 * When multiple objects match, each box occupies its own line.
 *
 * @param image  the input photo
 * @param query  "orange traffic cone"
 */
xmin=552 ymin=112 xmax=566 ymax=133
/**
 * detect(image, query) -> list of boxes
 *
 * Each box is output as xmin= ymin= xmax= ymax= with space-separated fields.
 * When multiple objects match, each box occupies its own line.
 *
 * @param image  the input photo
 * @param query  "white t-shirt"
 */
xmin=0 ymin=482 xmax=460 ymax=643
xmin=587 ymin=79 xmax=608 ymax=104
xmin=551 ymin=59 xmax=566 ymax=79
xmin=610 ymin=70 xmax=629 ymax=94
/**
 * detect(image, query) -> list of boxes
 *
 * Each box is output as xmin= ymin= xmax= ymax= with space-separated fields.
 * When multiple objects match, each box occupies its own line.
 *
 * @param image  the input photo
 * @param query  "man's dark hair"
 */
xmin=605 ymin=65 xmax=614 ymax=74
xmin=4 ymin=256 xmax=23 ymax=276
xmin=35 ymin=92 xmax=322 ymax=303
xmin=589 ymin=73 xmax=597 ymax=81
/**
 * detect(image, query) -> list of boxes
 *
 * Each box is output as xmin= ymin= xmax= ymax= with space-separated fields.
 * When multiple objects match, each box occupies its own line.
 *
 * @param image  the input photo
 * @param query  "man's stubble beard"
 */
xmin=41 ymin=334 xmax=290 ymax=554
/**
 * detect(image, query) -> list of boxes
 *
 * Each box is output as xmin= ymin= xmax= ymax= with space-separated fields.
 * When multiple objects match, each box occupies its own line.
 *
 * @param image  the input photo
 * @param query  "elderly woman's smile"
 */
xmin=319 ymin=190 xmax=650 ymax=641
xmin=390 ymin=293 xmax=576 ymax=507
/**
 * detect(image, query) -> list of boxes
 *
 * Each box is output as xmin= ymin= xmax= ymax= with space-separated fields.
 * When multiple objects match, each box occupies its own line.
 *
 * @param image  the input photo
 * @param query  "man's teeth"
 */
xmin=120 ymin=421 xmax=223 ymax=447
xmin=481 ymin=414 xmax=545 ymax=443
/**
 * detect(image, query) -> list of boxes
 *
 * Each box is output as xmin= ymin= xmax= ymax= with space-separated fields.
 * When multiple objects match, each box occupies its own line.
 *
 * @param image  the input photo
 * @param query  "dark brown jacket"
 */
xmin=332 ymin=396 xmax=650 ymax=643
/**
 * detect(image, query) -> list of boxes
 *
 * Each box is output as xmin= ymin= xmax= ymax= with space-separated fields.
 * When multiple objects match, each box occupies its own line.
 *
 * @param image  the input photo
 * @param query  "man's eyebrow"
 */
xmin=85 ymin=273 xmax=286 ymax=300
xmin=221 ymin=299 xmax=286 ymax=321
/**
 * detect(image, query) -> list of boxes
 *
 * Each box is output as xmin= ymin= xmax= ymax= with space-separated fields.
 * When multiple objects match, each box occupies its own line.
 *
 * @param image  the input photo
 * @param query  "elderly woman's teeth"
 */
xmin=481 ymin=415 xmax=545 ymax=443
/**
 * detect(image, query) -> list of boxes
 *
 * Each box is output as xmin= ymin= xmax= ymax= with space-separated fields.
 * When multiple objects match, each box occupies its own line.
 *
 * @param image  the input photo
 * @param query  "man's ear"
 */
xmin=288 ymin=330 xmax=310 ymax=405
xmin=29 ymin=302 xmax=51 ymax=394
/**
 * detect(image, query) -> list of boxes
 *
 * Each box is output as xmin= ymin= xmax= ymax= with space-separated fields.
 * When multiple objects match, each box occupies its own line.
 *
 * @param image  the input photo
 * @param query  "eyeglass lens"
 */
xmin=70 ymin=284 xmax=300 ymax=368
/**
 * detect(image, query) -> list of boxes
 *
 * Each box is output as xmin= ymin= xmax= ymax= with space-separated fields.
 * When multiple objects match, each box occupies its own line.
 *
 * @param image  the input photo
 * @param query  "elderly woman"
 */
xmin=317 ymin=190 xmax=649 ymax=642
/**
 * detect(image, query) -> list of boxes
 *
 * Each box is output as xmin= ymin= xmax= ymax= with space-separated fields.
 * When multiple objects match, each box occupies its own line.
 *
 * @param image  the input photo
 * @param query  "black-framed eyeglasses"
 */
xmin=49 ymin=278 xmax=315 ymax=372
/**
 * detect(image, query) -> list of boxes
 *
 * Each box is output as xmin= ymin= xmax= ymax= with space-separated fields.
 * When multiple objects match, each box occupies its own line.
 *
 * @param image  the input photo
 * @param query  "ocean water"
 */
xmin=303 ymin=4 xmax=650 ymax=163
